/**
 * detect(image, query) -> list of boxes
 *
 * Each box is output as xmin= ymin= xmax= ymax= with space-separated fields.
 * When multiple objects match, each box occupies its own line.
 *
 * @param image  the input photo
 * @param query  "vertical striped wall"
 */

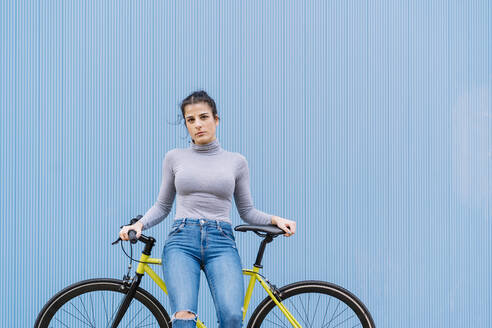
xmin=1 ymin=1 xmax=490 ymax=327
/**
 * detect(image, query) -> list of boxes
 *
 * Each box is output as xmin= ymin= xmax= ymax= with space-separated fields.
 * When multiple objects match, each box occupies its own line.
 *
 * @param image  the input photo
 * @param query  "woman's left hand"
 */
xmin=271 ymin=216 xmax=296 ymax=237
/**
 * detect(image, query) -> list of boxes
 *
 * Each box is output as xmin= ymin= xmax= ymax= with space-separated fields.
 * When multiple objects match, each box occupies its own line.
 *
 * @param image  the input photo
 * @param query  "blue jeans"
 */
xmin=162 ymin=218 xmax=244 ymax=328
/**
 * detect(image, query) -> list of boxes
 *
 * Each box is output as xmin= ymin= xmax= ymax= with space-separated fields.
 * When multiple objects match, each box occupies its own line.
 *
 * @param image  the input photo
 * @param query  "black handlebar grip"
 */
xmin=128 ymin=230 xmax=138 ymax=244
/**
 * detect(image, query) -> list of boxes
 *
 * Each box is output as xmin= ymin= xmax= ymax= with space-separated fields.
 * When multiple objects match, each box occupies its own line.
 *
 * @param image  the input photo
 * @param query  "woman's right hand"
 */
xmin=119 ymin=221 xmax=144 ymax=241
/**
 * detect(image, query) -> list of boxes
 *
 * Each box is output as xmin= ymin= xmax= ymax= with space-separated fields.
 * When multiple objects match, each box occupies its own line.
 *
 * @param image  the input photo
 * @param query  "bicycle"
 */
xmin=35 ymin=216 xmax=375 ymax=327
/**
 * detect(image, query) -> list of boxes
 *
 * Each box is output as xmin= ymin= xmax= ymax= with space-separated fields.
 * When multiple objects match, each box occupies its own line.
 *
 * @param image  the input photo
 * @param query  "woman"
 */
xmin=119 ymin=90 xmax=296 ymax=328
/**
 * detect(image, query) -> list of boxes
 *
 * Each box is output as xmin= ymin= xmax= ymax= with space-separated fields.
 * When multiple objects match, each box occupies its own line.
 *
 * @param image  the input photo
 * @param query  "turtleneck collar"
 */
xmin=190 ymin=138 xmax=223 ymax=155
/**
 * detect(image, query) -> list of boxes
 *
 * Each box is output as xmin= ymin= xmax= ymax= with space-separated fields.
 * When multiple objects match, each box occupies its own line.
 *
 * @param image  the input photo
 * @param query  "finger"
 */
xmin=280 ymin=226 xmax=292 ymax=237
xmin=279 ymin=224 xmax=290 ymax=235
xmin=289 ymin=223 xmax=296 ymax=234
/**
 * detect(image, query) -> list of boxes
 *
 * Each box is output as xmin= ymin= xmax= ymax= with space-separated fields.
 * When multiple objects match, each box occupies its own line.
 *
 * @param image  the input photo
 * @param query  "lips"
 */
xmin=196 ymin=132 xmax=206 ymax=136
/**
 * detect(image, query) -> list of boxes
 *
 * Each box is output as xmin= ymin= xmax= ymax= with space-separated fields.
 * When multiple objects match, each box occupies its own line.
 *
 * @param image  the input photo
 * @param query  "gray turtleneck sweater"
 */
xmin=139 ymin=139 xmax=272 ymax=230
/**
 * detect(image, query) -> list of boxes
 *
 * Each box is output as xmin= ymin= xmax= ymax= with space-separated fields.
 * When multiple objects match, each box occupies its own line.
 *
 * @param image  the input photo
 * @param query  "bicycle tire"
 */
xmin=34 ymin=278 xmax=171 ymax=328
xmin=248 ymin=280 xmax=375 ymax=328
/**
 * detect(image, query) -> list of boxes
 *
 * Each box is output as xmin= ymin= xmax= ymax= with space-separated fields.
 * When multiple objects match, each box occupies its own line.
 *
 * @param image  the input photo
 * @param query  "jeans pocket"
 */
xmin=218 ymin=225 xmax=235 ymax=242
xmin=168 ymin=222 xmax=184 ymax=237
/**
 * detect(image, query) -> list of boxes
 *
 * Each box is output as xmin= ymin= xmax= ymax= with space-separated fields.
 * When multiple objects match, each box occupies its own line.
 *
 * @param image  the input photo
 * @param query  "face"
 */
xmin=184 ymin=102 xmax=219 ymax=145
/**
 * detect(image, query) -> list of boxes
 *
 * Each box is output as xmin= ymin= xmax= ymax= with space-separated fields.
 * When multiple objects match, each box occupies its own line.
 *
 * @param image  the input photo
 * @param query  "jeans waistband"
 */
xmin=174 ymin=218 xmax=232 ymax=228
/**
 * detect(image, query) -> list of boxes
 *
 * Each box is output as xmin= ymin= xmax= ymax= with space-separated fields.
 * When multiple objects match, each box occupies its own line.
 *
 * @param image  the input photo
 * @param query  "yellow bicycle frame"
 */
xmin=135 ymin=253 xmax=302 ymax=328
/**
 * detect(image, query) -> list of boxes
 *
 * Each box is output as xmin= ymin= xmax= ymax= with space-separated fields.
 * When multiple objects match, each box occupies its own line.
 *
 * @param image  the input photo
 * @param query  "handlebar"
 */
xmin=112 ymin=215 xmax=143 ymax=245
xmin=128 ymin=230 xmax=138 ymax=244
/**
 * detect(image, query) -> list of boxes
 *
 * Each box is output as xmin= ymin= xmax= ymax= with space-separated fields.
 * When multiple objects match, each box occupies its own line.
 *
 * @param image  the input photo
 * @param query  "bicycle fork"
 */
xmin=111 ymin=273 xmax=144 ymax=328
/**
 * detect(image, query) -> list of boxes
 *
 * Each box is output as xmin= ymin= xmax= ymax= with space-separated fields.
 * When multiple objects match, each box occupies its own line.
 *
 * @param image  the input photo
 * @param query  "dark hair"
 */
xmin=180 ymin=90 xmax=219 ymax=122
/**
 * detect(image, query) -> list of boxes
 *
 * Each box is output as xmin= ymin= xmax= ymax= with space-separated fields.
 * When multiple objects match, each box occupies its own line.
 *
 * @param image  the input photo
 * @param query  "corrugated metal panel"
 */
xmin=0 ymin=0 xmax=490 ymax=327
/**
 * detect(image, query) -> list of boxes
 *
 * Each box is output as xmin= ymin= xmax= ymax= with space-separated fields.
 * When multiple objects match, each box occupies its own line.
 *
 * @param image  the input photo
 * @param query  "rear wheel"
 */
xmin=35 ymin=278 xmax=171 ymax=327
xmin=248 ymin=280 xmax=375 ymax=328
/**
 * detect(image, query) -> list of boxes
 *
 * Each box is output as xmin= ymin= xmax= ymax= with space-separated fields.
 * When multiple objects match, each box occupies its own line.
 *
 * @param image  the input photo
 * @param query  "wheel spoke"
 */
xmin=102 ymin=292 xmax=109 ymax=325
xmin=254 ymin=284 xmax=372 ymax=328
xmin=78 ymin=295 xmax=95 ymax=327
xmin=325 ymin=305 xmax=348 ymax=328
xmin=265 ymin=317 xmax=290 ymax=328
xmin=134 ymin=313 xmax=154 ymax=328
xmin=271 ymin=308 xmax=291 ymax=327
xmin=299 ymin=293 xmax=311 ymax=327
xmin=138 ymin=322 xmax=159 ymax=328
xmin=106 ymin=292 xmax=117 ymax=328
xmin=137 ymin=323 xmax=159 ymax=328
xmin=90 ymin=293 xmax=96 ymax=324
xmin=66 ymin=302 xmax=94 ymax=327
xmin=124 ymin=300 xmax=143 ymax=328
xmin=324 ymin=300 xmax=341 ymax=328
xmin=38 ymin=283 xmax=166 ymax=327
xmin=306 ymin=293 xmax=311 ymax=327
xmin=288 ymin=297 xmax=310 ymax=326
xmin=52 ymin=316 xmax=71 ymax=328
xmin=331 ymin=313 xmax=356 ymax=328
xmin=321 ymin=296 xmax=332 ymax=327
xmin=107 ymin=294 xmax=126 ymax=326
xmin=58 ymin=308 xmax=93 ymax=327
xmin=310 ymin=294 xmax=321 ymax=328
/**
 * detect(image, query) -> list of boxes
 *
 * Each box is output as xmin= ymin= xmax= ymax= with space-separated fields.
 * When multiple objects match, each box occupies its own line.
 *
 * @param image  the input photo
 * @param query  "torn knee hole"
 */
xmin=174 ymin=310 xmax=196 ymax=320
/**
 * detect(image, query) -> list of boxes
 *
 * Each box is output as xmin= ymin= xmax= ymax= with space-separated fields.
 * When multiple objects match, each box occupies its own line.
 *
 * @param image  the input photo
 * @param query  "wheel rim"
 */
xmin=47 ymin=289 xmax=162 ymax=327
xmin=259 ymin=292 xmax=366 ymax=328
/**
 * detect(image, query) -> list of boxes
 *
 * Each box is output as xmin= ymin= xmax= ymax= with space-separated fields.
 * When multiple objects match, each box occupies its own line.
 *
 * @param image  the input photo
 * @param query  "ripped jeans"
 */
xmin=162 ymin=218 xmax=244 ymax=328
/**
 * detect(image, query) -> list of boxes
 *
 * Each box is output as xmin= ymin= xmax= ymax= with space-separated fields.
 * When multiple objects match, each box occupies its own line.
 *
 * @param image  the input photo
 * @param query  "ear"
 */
xmin=215 ymin=116 xmax=219 ymax=126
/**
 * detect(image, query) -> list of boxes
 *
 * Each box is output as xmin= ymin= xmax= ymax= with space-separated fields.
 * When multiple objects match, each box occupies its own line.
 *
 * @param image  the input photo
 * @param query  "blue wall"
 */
xmin=1 ymin=0 xmax=490 ymax=327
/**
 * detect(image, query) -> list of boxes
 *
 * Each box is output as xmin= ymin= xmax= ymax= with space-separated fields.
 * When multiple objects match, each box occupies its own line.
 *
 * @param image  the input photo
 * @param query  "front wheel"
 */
xmin=248 ymin=280 xmax=375 ymax=328
xmin=35 ymin=278 xmax=171 ymax=327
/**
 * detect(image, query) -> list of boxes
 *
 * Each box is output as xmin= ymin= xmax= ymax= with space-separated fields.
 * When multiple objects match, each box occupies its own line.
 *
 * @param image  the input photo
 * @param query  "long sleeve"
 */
xmin=233 ymin=156 xmax=272 ymax=225
xmin=139 ymin=150 xmax=176 ymax=230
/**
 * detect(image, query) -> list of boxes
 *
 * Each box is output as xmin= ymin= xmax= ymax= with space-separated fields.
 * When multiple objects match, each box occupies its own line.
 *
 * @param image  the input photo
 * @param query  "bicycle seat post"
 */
xmin=254 ymin=235 xmax=274 ymax=268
